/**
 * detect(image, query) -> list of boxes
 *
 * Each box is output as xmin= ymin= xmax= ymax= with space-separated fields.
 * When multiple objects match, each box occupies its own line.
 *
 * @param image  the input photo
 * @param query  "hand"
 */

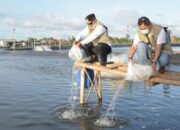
xmin=151 ymin=61 xmax=156 ymax=71
xmin=73 ymin=40 xmax=81 ymax=48
xmin=73 ymin=40 xmax=77 ymax=45
xmin=75 ymin=42 xmax=81 ymax=48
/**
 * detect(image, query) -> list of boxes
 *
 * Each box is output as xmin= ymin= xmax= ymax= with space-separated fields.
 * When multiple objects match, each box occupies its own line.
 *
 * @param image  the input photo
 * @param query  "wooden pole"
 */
xmin=154 ymin=73 xmax=180 ymax=80
xmin=80 ymin=68 xmax=85 ymax=104
xmin=150 ymin=77 xmax=180 ymax=86
xmin=85 ymin=71 xmax=99 ymax=104
xmin=85 ymin=71 xmax=99 ymax=97
xmin=75 ymin=62 xmax=126 ymax=77
xmin=97 ymin=71 xmax=102 ymax=100
xmin=106 ymin=62 xmax=127 ymax=69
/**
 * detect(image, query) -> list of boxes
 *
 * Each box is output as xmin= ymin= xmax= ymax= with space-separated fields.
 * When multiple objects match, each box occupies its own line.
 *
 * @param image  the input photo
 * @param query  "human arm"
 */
xmin=128 ymin=33 xmax=139 ymax=63
xmin=151 ymin=44 xmax=162 ymax=70
xmin=151 ymin=29 xmax=166 ymax=70
xmin=75 ymin=27 xmax=89 ymax=42
xmin=80 ymin=25 xmax=106 ymax=45
xmin=74 ymin=27 xmax=89 ymax=47
xmin=129 ymin=44 xmax=137 ymax=63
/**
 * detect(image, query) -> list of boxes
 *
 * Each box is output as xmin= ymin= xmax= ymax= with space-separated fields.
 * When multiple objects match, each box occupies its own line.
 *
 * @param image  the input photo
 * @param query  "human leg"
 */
xmin=157 ymin=51 xmax=171 ymax=73
xmin=92 ymin=43 xmax=112 ymax=66
xmin=137 ymin=42 xmax=152 ymax=65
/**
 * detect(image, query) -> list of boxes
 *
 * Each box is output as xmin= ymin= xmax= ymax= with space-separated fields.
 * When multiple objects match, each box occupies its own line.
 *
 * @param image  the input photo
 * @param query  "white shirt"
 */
xmin=75 ymin=24 xmax=106 ymax=45
xmin=133 ymin=28 xmax=167 ymax=45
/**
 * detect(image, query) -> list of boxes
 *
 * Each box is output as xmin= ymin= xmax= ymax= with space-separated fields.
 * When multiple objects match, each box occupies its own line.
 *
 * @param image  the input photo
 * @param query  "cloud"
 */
xmin=0 ymin=13 xmax=84 ymax=31
xmin=0 ymin=9 xmax=140 ymax=39
xmin=0 ymin=13 xmax=86 ymax=39
xmin=95 ymin=9 xmax=141 ymax=37
xmin=110 ymin=9 xmax=141 ymax=25
xmin=1 ymin=9 xmax=179 ymax=40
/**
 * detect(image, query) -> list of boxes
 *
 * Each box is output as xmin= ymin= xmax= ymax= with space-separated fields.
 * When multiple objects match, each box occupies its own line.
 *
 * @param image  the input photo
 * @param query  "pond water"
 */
xmin=0 ymin=49 xmax=180 ymax=130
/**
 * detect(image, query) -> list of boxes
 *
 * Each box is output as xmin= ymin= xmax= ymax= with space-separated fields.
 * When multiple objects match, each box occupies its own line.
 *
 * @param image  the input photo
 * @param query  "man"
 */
xmin=74 ymin=13 xmax=112 ymax=66
xmin=129 ymin=16 xmax=172 ymax=73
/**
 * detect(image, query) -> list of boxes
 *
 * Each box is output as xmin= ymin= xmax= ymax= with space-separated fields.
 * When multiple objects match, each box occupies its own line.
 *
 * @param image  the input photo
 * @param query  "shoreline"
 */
xmin=0 ymin=43 xmax=180 ymax=51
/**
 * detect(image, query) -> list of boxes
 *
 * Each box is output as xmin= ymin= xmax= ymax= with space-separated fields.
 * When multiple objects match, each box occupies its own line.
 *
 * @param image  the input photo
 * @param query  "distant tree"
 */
xmin=171 ymin=36 xmax=180 ymax=44
xmin=109 ymin=37 xmax=132 ymax=44
xmin=68 ymin=36 xmax=75 ymax=45
xmin=27 ymin=37 xmax=37 ymax=47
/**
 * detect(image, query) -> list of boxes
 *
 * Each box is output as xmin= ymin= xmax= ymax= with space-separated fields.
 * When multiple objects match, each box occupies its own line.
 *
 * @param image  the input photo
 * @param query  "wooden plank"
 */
xmin=75 ymin=62 xmax=127 ymax=77
xmin=154 ymin=71 xmax=180 ymax=80
xmin=170 ymin=61 xmax=180 ymax=64
xmin=75 ymin=62 xmax=180 ymax=86
xmin=117 ymin=66 xmax=128 ymax=72
xmin=155 ymin=75 xmax=180 ymax=80
xmin=106 ymin=62 xmax=127 ymax=69
xmin=174 ymin=51 xmax=180 ymax=54
xmin=150 ymin=77 xmax=180 ymax=86
xmin=162 ymin=71 xmax=180 ymax=77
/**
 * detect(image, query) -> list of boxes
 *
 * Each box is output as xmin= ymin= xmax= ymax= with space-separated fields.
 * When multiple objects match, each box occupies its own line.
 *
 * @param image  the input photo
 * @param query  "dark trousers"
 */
xmin=81 ymin=42 xmax=112 ymax=65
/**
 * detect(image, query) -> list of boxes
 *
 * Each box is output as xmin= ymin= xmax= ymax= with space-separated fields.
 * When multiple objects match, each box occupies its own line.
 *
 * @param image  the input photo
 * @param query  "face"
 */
xmin=87 ymin=19 xmax=96 ymax=29
xmin=138 ymin=23 xmax=151 ymax=30
xmin=138 ymin=23 xmax=152 ymax=35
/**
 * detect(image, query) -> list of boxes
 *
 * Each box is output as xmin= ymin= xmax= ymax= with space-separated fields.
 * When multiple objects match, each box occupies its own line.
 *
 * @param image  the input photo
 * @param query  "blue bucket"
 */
xmin=77 ymin=69 xmax=94 ymax=89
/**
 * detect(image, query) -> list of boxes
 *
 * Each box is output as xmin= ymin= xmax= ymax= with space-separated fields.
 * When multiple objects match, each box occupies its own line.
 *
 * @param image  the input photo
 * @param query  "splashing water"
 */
xmin=53 ymin=67 xmax=99 ymax=121
xmin=95 ymin=80 xmax=126 ymax=127
xmin=105 ymin=80 xmax=125 ymax=119
xmin=58 ymin=67 xmax=81 ymax=120
xmin=69 ymin=67 xmax=79 ymax=110
xmin=94 ymin=116 xmax=116 ymax=127
xmin=56 ymin=109 xmax=81 ymax=120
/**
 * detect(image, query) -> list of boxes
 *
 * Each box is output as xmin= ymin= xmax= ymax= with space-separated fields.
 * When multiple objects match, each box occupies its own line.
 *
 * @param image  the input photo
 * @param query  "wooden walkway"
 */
xmin=74 ymin=61 xmax=180 ymax=104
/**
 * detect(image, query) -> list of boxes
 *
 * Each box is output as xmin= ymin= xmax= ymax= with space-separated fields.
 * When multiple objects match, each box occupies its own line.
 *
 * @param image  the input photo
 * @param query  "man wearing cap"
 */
xmin=129 ymin=16 xmax=172 ymax=73
xmin=74 ymin=13 xmax=112 ymax=66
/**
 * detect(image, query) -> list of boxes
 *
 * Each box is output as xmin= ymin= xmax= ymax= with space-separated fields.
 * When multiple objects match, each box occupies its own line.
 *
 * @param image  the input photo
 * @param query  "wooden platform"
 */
xmin=74 ymin=61 xmax=180 ymax=104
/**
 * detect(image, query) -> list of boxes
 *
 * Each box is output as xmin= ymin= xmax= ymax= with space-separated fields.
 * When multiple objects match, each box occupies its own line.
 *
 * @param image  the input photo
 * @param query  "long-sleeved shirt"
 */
xmin=75 ymin=24 xmax=106 ymax=45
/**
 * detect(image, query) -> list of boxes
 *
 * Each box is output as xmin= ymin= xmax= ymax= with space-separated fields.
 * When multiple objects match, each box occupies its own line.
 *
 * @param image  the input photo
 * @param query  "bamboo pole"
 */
xmin=162 ymin=71 xmax=180 ymax=77
xmin=75 ymin=62 xmax=180 ymax=89
xmin=117 ymin=67 xmax=128 ymax=72
xmin=150 ymin=77 xmax=180 ymax=86
xmin=80 ymin=67 xmax=85 ymax=104
xmin=154 ymin=72 xmax=180 ymax=80
xmin=75 ymin=62 xmax=126 ymax=77
xmin=174 ymin=51 xmax=180 ymax=54
xmin=97 ymin=71 xmax=102 ymax=100
xmin=86 ymin=72 xmax=99 ymax=104
xmin=106 ymin=62 xmax=127 ymax=69
xmin=85 ymin=71 xmax=99 ymax=104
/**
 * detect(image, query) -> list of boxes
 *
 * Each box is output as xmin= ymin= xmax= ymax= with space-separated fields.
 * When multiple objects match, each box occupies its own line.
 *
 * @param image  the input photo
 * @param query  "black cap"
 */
xmin=85 ymin=14 xmax=96 ymax=24
xmin=138 ymin=16 xmax=152 ymax=26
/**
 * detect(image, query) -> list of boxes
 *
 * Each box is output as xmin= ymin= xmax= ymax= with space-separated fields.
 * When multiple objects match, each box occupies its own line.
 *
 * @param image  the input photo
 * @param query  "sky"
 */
xmin=0 ymin=0 xmax=180 ymax=40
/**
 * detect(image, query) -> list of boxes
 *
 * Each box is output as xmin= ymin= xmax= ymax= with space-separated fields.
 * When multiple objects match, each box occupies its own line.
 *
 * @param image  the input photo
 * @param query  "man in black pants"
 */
xmin=74 ymin=13 xmax=112 ymax=66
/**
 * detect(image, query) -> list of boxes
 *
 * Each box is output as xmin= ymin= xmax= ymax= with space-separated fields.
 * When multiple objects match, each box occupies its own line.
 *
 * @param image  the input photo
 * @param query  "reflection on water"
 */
xmin=0 ymin=50 xmax=180 ymax=130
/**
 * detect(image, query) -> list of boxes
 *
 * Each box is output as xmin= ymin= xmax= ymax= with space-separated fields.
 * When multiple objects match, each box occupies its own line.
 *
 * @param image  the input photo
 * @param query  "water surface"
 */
xmin=0 ymin=50 xmax=180 ymax=130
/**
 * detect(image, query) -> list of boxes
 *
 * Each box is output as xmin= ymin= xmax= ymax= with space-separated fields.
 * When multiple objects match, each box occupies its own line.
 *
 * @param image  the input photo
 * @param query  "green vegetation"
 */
xmin=171 ymin=36 xmax=180 ymax=44
xmin=67 ymin=36 xmax=132 ymax=45
xmin=109 ymin=37 xmax=132 ymax=44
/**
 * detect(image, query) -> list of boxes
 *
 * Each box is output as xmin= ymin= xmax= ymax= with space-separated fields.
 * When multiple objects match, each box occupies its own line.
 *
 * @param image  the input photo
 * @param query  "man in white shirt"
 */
xmin=129 ymin=16 xmax=172 ymax=73
xmin=74 ymin=14 xmax=112 ymax=66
